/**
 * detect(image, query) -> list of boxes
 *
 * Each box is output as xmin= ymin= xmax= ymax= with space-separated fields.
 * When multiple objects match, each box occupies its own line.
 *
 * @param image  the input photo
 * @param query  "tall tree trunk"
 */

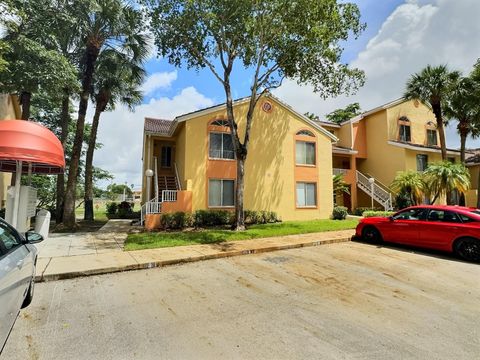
xmin=20 ymin=91 xmax=31 ymax=120
xmin=459 ymin=123 xmax=468 ymax=163
xmin=235 ymin=156 xmax=246 ymax=230
xmin=84 ymin=104 xmax=102 ymax=221
xmin=55 ymin=92 xmax=70 ymax=223
xmin=431 ymin=102 xmax=447 ymax=160
xmin=62 ymin=45 xmax=100 ymax=228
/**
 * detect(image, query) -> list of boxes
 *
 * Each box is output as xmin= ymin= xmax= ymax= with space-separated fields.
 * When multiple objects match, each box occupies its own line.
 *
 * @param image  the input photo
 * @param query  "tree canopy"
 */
xmin=326 ymin=102 xmax=362 ymax=124
xmin=145 ymin=0 xmax=366 ymax=229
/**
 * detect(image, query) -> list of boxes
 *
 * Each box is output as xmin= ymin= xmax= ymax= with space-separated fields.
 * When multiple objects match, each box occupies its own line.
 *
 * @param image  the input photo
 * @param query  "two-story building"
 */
xmin=141 ymin=94 xmax=337 ymax=225
xmin=320 ymin=98 xmax=462 ymax=211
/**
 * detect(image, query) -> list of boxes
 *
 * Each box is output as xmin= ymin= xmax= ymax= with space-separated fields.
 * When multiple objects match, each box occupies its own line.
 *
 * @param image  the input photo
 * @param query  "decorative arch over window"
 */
xmin=425 ymin=121 xmax=436 ymax=129
xmin=210 ymin=119 xmax=231 ymax=127
xmin=296 ymin=129 xmax=315 ymax=137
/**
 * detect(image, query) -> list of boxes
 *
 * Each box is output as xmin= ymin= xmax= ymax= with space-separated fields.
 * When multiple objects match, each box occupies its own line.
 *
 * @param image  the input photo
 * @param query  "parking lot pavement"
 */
xmin=3 ymin=242 xmax=480 ymax=360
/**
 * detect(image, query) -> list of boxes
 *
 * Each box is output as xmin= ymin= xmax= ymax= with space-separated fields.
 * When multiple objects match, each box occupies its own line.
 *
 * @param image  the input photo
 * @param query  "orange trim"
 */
xmin=293 ymin=129 xmax=319 ymax=210
xmin=162 ymin=191 xmax=193 ymax=213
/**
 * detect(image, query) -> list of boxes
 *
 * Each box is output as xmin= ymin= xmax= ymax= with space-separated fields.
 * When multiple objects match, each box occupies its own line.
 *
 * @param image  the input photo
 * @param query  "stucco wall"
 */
xmin=182 ymin=98 xmax=334 ymax=221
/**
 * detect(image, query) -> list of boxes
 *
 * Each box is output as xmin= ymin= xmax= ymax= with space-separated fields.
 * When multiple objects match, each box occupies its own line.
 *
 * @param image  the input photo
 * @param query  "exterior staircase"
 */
xmin=356 ymin=170 xmax=393 ymax=211
xmin=158 ymin=175 xmax=178 ymax=193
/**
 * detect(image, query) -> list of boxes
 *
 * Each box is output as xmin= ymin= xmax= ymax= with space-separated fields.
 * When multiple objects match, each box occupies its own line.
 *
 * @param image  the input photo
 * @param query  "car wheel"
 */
xmin=21 ymin=273 xmax=35 ymax=309
xmin=362 ymin=226 xmax=382 ymax=243
xmin=454 ymin=238 xmax=480 ymax=263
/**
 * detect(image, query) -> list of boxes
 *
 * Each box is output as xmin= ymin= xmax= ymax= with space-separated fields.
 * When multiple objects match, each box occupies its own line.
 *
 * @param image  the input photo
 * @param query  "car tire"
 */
xmin=21 ymin=272 xmax=35 ymax=309
xmin=362 ymin=226 xmax=382 ymax=243
xmin=454 ymin=237 xmax=480 ymax=263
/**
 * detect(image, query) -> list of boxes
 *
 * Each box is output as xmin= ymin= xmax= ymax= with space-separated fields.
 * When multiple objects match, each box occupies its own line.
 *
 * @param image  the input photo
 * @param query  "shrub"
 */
xmin=362 ymin=211 xmax=395 ymax=218
xmin=161 ymin=212 xmax=194 ymax=230
xmin=244 ymin=210 xmax=279 ymax=224
xmin=332 ymin=206 xmax=348 ymax=220
xmin=117 ymin=201 xmax=133 ymax=219
xmin=106 ymin=202 xmax=118 ymax=216
xmin=194 ymin=210 xmax=232 ymax=227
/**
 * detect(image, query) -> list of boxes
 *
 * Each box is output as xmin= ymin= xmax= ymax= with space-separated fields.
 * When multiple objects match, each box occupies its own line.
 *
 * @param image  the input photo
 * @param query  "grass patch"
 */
xmin=125 ymin=219 xmax=358 ymax=251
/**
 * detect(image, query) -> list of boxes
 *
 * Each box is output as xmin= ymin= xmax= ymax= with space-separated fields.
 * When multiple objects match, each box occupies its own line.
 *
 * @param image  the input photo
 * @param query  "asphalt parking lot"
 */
xmin=2 ymin=241 xmax=480 ymax=360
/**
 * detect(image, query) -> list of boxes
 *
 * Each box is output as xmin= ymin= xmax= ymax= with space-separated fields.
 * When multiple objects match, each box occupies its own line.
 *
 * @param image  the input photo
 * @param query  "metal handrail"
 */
xmin=174 ymin=162 xmax=182 ymax=190
xmin=333 ymin=168 xmax=349 ymax=176
xmin=153 ymin=156 xmax=159 ymax=200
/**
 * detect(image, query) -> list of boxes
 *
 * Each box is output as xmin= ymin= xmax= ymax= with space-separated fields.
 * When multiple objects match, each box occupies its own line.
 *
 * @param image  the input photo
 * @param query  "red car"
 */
xmin=355 ymin=205 xmax=480 ymax=262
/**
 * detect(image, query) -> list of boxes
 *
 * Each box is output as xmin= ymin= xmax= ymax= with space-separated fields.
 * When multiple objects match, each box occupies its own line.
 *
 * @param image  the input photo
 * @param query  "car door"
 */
xmin=417 ymin=209 xmax=463 ymax=250
xmin=0 ymin=222 xmax=30 ymax=349
xmin=380 ymin=208 xmax=426 ymax=245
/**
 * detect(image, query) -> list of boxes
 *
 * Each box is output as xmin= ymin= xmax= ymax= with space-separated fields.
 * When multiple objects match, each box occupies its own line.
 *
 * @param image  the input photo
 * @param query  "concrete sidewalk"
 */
xmin=35 ymin=219 xmax=132 ymax=258
xmin=35 ymin=229 xmax=355 ymax=282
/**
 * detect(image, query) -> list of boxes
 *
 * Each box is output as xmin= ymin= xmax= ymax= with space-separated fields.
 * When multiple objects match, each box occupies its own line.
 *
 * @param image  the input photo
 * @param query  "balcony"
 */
xmin=333 ymin=168 xmax=355 ymax=184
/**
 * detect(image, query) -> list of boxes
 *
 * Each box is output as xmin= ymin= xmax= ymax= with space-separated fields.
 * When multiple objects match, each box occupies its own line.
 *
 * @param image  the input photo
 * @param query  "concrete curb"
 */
xmin=36 ymin=233 xmax=352 ymax=282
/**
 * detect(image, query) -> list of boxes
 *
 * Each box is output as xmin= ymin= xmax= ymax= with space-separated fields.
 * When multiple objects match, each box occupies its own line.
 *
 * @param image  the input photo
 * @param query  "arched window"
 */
xmin=296 ymin=129 xmax=315 ymax=137
xmin=210 ymin=119 xmax=230 ymax=127
xmin=398 ymin=116 xmax=411 ymax=142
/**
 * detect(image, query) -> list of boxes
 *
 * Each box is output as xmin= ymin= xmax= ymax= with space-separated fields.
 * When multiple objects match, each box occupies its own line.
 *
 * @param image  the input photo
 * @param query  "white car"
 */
xmin=0 ymin=218 xmax=43 ymax=353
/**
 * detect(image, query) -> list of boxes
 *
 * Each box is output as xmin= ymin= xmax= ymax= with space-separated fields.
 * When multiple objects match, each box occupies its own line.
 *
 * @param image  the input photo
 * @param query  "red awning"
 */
xmin=0 ymin=120 xmax=65 ymax=174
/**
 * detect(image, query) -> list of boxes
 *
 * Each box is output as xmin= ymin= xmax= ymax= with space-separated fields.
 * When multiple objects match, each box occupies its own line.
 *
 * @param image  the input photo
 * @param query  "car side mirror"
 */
xmin=388 ymin=216 xmax=394 ymax=222
xmin=25 ymin=231 xmax=44 ymax=244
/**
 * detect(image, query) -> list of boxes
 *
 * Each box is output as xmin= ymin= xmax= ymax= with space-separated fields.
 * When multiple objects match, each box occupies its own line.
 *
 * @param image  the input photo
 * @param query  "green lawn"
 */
xmin=124 ymin=219 xmax=358 ymax=251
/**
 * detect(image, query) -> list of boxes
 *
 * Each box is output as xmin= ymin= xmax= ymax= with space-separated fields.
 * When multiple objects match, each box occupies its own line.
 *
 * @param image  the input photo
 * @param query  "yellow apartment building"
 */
xmin=320 ymin=98 xmax=462 ymax=211
xmin=141 ymin=94 xmax=337 ymax=224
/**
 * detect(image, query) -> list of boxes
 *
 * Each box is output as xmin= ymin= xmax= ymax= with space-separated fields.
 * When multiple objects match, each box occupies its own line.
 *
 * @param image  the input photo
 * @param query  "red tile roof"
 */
xmin=144 ymin=117 xmax=174 ymax=135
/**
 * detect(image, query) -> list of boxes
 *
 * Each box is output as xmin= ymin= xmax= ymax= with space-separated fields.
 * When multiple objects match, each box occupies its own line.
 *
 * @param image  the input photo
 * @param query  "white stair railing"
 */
xmin=162 ymin=190 xmax=178 ymax=202
xmin=356 ymin=170 xmax=393 ymax=210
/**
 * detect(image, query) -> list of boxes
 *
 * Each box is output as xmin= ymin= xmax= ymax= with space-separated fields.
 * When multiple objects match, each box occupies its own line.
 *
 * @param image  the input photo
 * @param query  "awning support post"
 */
xmin=11 ymin=160 xmax=22 ymax=228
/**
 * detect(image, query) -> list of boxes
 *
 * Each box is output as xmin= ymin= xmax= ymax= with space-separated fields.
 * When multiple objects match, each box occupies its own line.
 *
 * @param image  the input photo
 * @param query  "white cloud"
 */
xmin=91 ymin=86 xmax=214 ymax=187
xmin=274 ymin=0 xmax=480 ymax=149
xmin=140 ymin=71 xmax=178 ymax=95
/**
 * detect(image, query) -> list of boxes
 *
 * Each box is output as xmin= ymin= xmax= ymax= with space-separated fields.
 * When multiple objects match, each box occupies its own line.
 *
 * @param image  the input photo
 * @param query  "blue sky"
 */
xmin=94 ymin=0 xmax=480 ymax=187
xmin=141 ymin=0 xmax=404 ymax=105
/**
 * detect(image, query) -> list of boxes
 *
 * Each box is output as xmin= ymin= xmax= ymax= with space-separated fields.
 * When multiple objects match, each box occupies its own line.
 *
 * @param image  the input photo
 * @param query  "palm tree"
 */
xmin=62 ymin=0 xmax=148 ymax=228
xmin=404 ymin=65 xmax=460 ymax=160
xmin=84 ymin=50 xmax=146 ymax=221
xmin=390 ymin=171 xmax=425 ymax=206
xmin=444 ymin=76 xmax=480 ymax=163
xmin=423 ymin=161 xmax=470 ymax=204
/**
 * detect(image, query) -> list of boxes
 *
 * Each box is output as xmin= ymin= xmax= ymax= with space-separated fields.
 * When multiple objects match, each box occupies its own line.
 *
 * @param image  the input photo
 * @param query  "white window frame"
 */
xmin=296 ymin=182 xmax=317 ymax=208
xmin=208 ymin=179 xmax=235 ymax=208
xmin=209 ymin=132 xmax=235 ymax=160
xmin=295 ymin=141 xmax=316 ymax=166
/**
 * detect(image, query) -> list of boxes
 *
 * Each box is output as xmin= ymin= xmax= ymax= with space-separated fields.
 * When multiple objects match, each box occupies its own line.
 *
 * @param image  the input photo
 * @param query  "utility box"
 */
xmin=35 ymin=209 xmax=51 ymax=240
xmin=5 ymin=185 xmax=37 ymax=232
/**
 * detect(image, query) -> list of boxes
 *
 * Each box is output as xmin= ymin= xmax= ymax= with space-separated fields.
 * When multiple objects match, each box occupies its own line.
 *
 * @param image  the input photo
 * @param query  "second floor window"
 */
xmin=296 ymin=141 xmax=316 ymax=165
xmin=417 ymin=154 xmax=428 ymax=172
xmin=209 ymin=132 xmax=235 ymax=159
xmin=427 ymin=129 xmax=437 ymax=146
xmin=399 ymin=124 xmax=411 ymax=142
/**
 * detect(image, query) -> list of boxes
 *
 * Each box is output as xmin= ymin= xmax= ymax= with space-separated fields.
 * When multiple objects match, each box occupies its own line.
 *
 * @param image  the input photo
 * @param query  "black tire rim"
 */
xmin=363 ymin=228 xmax=378 ymax=242
xmin=459 ymin=240 xmax=480 ymax=262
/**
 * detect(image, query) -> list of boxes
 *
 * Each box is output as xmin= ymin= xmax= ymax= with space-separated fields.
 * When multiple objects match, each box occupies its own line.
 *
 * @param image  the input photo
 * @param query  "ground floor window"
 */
xmin=296 ymin=182 xmax=317 ymax=207
xmin=208 ymin=179 xmax=234 ymax=207
xmin=416 ymin=154 xmax=428 ymax=172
